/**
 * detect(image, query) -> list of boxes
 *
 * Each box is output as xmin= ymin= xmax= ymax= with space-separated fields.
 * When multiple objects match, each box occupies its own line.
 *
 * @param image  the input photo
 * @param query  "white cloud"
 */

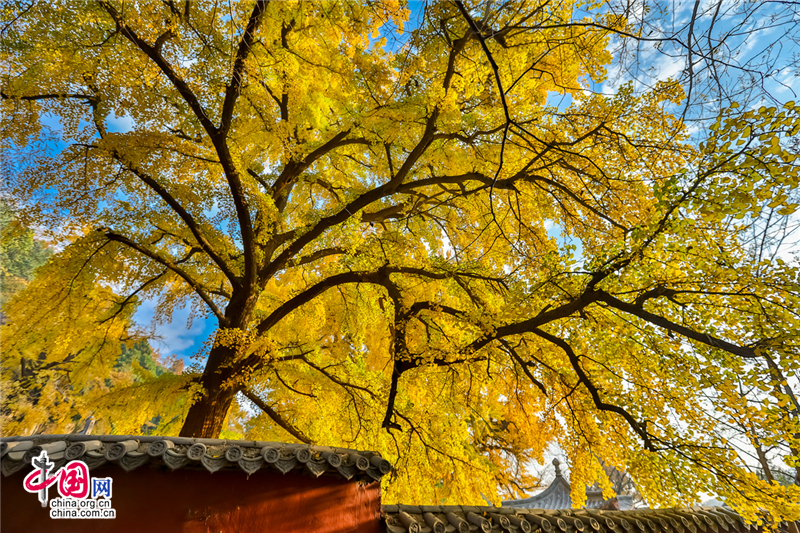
xmin=771 ymin=70 xmax=798 ymax=97
xmin=736 ymin=34 xmax=760 ymax=61
xmin=108 ymin=113 xmax=134 ymax=133
xmin=655 ymin=56 xmax=685 ymax=82
xmin=134 ymin=298 xmax=215 ymax=360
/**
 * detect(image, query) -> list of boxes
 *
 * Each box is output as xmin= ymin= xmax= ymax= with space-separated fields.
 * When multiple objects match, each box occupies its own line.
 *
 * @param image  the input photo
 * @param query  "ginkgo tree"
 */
xmin=2 ymin=0 xmax=800 ymax=517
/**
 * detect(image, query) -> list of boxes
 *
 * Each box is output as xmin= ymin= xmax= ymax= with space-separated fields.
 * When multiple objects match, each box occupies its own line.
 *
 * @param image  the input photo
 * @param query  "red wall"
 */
xmin=1 ymin=465 xmax=381 ymax=533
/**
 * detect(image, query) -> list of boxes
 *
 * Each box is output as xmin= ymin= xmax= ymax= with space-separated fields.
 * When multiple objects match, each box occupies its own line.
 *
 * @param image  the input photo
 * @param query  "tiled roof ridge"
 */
xmin=0 ymin=434 xmax=392 ymax=482
xmin=0 ymin=433 xmax=380 ymax=453
xmin=382 ymin=504 xmax=786 ymax=533
xmin=503 ymin=469 xmax=572 ymax=509
xmin=503 ymin=458 xmax=638 ymax=510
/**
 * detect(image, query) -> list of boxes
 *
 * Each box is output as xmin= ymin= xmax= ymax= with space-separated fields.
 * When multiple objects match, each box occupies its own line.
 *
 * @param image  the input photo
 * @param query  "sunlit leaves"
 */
xmin=3 ymin=0 xmax=800 ymax=519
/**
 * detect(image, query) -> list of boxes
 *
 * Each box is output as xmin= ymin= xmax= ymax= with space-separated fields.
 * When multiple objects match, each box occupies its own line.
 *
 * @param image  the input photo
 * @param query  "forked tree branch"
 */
xmin=104 ymin=231 xmax=226 ymax=322
xmin=531 ymin=327 xmax=654 ymax=451
xmin=498 ymin=338 xmax=548 ymax=396
xmin=78 ymin=79 xmax=240 ymax=288
xmin=262 ymin=267 xmax=449 ymax=329
xmin=595 ymin=290 xmax=760 ymax=359
xmin=99 ymin=270 xmax=167 ymax=324
xmin=98 ymin=0 xmax=258 ymax=289
xmin=97 ymin=0 xmax=217 ymax=136
xmin=269 ymin=130 xmax=369 ymax=213
xmin=115 ymin=158 xmax=241 ymax=287
xmin=293 ymin=355 xmax=378 ymax=400
xmin=257 ymin=29 xmax=476 ymax=279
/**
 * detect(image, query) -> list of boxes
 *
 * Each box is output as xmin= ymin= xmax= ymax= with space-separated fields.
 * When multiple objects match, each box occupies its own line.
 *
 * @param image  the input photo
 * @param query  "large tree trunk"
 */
xmin=178 ymin=341 xmax=240 ymax=438
xmin=179 ymin=392 xmax=237 ymax=438
xmin=179 ymin=292 xmax=257 ymax=438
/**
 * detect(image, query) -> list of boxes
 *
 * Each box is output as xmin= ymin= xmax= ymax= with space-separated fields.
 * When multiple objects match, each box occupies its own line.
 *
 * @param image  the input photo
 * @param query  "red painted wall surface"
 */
xmin=1 ymin=465 xmax=381 ymax=533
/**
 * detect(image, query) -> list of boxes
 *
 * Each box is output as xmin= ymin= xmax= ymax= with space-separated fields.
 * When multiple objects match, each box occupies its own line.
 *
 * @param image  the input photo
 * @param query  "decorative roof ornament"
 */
xmin=553 ymin=458 xmax=563 ymax=477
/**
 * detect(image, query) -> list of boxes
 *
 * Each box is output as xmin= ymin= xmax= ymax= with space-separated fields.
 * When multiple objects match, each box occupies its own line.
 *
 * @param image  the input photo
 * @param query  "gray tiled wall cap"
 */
xmin=186 ymin=443 xmax=207 ymax=460
xmin=0 ymin=434 xmax=391 ymax=483
xmin=224 ymin=445 xmax=243 ymax=462
xmin=381 ymin=507 xmax=764 ymax=533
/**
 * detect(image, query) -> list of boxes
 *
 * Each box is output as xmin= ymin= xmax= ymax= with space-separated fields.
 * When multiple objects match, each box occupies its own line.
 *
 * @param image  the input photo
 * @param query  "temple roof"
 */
xmin=0 ymin=434 xmax=391 ymax=482
xmin=503 ymin=459 xmax=637 ymax=510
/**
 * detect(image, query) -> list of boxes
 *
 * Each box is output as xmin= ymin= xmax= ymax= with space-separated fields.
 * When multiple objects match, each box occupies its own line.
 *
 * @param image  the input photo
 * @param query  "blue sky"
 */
xmin=134 ymin=299 xmax=215 ymax=363
xmin=100 ymin=113 xmax=217 ymax=362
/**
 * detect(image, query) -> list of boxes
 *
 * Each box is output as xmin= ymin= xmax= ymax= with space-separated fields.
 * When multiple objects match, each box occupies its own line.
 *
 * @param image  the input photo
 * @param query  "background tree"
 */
xmin=0 ymin=201 xmax=52 ymax=306
xmin=2 ymin=0 xmax=799 ymax=517
xmin=0 ymin=202 xmax=176 ymax=435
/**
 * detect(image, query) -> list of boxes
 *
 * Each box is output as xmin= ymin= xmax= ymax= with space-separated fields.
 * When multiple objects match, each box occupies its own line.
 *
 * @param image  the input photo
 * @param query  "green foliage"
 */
xmin=0 ymin=201 xmax=52 ymax=305
xmin=116 ymin=340 xmax=167 ymax=378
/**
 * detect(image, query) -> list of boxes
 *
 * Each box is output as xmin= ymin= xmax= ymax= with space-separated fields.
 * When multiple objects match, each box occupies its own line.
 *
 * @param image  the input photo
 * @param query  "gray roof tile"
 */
xmin=504 ymin=459 xmax=639 ymax=511
xmin=0 ymin=434 xmax=391 ymax=482
xmin=382 ymin=506 xmax=784 ymax=533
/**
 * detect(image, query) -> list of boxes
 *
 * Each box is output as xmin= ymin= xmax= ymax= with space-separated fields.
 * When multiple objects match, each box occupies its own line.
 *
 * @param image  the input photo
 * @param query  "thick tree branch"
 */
xmin=116 ymin=159 xmax=241 ymax=287
xmin=465 ymin=289 xmax=603 ymax=353
xmin=406 ymin=301 xmax=468 ymax=320
xmin=219 ymin=0 xmax=268 ymax=136
xmin=379 ymin=273 xmax=408 ymax=431
xmin=1 ymin=92 xmax=93 ymax=101
xmin=260 ymin=116 xmax=439 ymax=280
xmin=247 ymin=168 xmax=271 ymax=191
xmin=241 ymin=389 xmax=311 ymax=444
xmin=98 ymin=0 xmax=257 ymax=289
xmin=531 ymin=327 xmax=654 ymax=451
xmin=596 ymin=290 xmax=760 ymax=359
xmin=362 ymin=204 xmax=406 ymax=223
xmin=270 ymin=130 xmax=368 ymax=213
xmin=104 ymin=231 xmax=226 ymax=323
xmin=253 ymin=266 xmax=448 ymax=337
xmin=261 ymin=81 xmax=287 ymax=120
xmin=97 ymin=0 xmax=217 ymax=137
xmin=395 ymin=170 xmax=628 ymax=232
xmin=257 ymin=22 xmax=492 ymax=278
xmin=79 ymin=80 xmax=239 ymax=287
xmin=285 ymin=247 xmax=348 ymax=268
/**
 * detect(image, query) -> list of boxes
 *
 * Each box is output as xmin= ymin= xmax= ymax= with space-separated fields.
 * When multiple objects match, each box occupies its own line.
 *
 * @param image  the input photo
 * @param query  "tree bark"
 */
xmin=179 ymin=291 xmax=258 ymax=438
xmin=179 ymin=343 xmax=239 ymax=438
xmin=179 ymin=377 xmax=238 ymax=438
xmin=754 ymin=442 xmax=775 ymax=484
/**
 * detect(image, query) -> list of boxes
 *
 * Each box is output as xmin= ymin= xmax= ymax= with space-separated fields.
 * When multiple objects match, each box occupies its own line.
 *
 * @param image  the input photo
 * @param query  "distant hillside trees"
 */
xmin=1 ymin=203 xmax=179 ymax=435
xmin=1 ymin=201 xmax=52 ymax=306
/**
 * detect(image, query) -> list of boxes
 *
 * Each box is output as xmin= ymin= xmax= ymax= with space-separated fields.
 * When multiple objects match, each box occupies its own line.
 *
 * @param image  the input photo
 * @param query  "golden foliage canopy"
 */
xmin=2 ymin=0 xmax=800 ymax=518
